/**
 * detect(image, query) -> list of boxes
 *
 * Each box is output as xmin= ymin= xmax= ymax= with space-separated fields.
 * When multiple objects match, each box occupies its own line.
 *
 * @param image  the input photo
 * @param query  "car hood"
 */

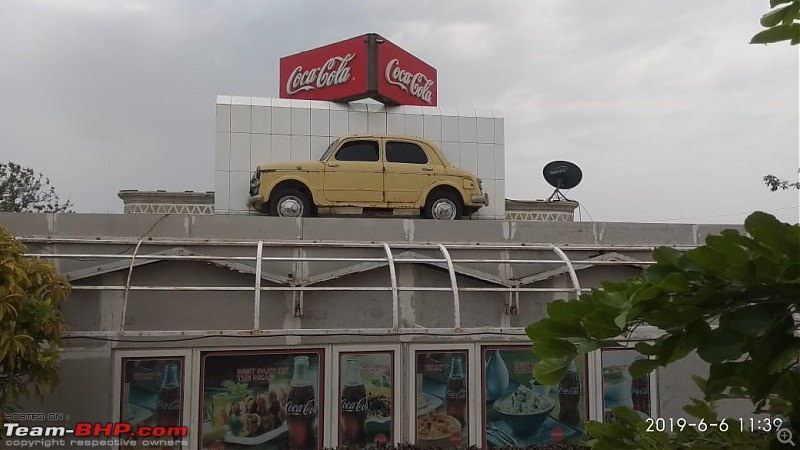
xmin=259 ymin=161 xmax=325 ymax=172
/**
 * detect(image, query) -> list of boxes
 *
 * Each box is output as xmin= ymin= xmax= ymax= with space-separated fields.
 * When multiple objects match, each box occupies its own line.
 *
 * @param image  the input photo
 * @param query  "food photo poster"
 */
xmin=199 ymin=350 xmax=323 ymax=450
xmin=601 ymin=348 xmax=654 ymax=421
xmin=414 ymin=350 xmax=469 ymax=448
xmin=120 ymin=357 xmax=184 ymax=450
xmin=482 ymin=346 xmax=587 ymax=448
xmin=338 ymin=352 xmax=394 ymax=448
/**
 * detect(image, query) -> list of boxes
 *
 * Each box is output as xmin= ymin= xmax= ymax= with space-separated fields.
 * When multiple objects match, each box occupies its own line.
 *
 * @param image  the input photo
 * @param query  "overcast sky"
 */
xmin=1 ymin=0 xmax=798 ymax=223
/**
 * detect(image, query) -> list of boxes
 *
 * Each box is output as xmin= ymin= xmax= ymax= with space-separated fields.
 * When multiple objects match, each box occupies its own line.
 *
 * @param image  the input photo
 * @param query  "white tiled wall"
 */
xmin=215 ymin=96 xmax=505 ymax=219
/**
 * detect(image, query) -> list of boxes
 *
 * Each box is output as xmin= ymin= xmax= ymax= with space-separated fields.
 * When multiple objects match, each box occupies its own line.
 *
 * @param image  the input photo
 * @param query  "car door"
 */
xmin=322 ymin=139 xmax=384 ymax=204
xmin=383 ymin=139 xmax=435 ymax=204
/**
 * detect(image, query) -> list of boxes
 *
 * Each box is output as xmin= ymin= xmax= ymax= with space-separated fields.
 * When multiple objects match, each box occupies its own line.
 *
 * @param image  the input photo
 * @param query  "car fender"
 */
xmin=419 ymin=180 xmax=465 ymax=205
xmin=262 ymin=173 xmax=323 ymax=204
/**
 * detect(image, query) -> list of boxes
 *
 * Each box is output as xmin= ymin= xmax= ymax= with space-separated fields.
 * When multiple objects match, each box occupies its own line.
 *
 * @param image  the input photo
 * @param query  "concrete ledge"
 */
xmin=1 ymin=213 xmax=747 ymax=247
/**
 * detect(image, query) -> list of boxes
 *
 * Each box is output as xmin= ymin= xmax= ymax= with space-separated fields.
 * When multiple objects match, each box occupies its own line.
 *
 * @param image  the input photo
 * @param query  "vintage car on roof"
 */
xmin=248 ymin=134 xmax=489 ymax=220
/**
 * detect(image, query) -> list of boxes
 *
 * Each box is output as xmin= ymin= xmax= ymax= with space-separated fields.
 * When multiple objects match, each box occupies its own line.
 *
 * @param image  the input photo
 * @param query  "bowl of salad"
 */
xmin=492 ymin=385 xmax=555 ymax=436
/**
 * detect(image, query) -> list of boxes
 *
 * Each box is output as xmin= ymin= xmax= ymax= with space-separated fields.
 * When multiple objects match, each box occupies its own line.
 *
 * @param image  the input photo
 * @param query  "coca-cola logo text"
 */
xmin=384 ymin=58 xmax=434 ymax=104
xmin=340 ymin=397 xmax=368 ymax=413
xmin=445 ymin=389 xmax=467 ymax=400
xmin=632 ymin=388 xmax=649 ymax=396
xmin=286 ymin=54 xmax=355 ymax=96
xmin=155 ymin=399 xmax=180 ymax=411
xmin=559 ymin=387 xmax=580 ymax=396
xmin=286 ymin=399 xmax=317 ymax=416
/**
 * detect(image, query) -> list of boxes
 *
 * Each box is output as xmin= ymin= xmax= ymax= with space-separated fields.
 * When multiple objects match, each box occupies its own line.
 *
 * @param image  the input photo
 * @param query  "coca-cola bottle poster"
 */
xmin=481 ymin=346 xmax=587 ymax=448
xmin=199 ymin=350 xmax=323 ymax=450
xmin=337 ymin=352 xmax=393 ymax=448
xmin=414 ymin=350 xmax=468 ymax=448
xmin=601 ymin=348 xmax=653 ymax=422
xmin=120 ymin=357 xmax=184 ymax=450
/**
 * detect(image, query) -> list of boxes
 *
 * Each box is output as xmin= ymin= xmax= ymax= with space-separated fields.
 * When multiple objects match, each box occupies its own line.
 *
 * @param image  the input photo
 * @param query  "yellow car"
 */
xmin=248 ymin=134 xmax=489 ymax=220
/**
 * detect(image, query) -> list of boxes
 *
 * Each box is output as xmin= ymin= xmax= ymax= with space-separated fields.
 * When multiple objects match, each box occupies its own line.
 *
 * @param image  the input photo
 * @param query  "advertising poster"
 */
xmin=414 ymin=350 xmax=469 ymax=448
xmin=120 ymin=357 xmax=185 ymax=450
xmin=481 ymin=346 xmax=587 ymax=448
xmin=338 ymin=352 xmax=394 ymax=448
xmin=199 ymin=350 xmax=324 ymax=450
xmin=601 ymin=348 xmax=653 ymax=421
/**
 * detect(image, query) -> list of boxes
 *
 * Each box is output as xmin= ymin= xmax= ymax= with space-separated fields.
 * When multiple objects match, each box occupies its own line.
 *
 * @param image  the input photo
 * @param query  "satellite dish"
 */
xmin=543 ymin=161 xmax=582 ymax=201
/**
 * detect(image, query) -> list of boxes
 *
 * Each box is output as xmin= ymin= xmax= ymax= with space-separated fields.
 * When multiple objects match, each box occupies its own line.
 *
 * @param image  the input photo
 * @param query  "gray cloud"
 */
xmin=1 ymin=0 xmax=797 ymax=222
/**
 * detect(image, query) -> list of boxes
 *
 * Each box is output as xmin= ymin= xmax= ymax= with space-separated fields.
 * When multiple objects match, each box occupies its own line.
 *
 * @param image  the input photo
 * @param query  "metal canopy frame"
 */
xmin=18 ymin=237 xmax=676 ymax=340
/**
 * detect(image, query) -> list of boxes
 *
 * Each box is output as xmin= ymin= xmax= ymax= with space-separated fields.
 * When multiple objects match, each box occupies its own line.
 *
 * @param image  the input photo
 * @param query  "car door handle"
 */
xmin=422 ymin=167 xmax=433 ymax=172
xmin=327 ymin=163 xmax=340 ymax=168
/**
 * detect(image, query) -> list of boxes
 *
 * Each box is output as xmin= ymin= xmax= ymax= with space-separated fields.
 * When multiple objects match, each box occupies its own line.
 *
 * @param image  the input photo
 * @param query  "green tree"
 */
xmin=527 ymin=212 xmax=800 ymax=449
xmin=764 ymin=170 xmax=800 ymax=191
xmin=0 ymin=162 xmax=73 ymax=213
xmin=751 ymin=0 xmax=800 ymax=45
xmin=0 ymin=227 xmax=70 ymax=426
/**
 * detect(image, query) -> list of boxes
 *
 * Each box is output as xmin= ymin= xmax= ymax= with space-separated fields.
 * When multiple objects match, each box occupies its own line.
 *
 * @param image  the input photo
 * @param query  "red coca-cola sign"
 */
xmin=279 ymin=33 xmax=438 ymax=106
xmin=377 ymin=39 xmax=437 ymax=106
xmin=279 ymin=35 xmax=368 ymax=102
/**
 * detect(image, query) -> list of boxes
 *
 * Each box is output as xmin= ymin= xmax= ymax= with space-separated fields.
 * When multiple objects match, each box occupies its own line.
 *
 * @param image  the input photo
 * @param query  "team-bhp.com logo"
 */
xmin=4 ymin=422 xmax=187 ymax=437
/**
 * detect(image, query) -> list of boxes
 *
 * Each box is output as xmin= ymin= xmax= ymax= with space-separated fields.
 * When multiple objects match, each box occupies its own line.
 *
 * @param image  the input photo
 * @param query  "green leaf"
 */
xmin=546 ymin=299 xmax=594 ymax=323
xmin=532 ymin=338 xmax=577 ymax=359
xmin=526 ymin=319 xmax=587 ymax=342
xmin=582 ymin=307 xmax=623 ymax=339
xmin=685 ymin=247 xmax=726 ymax=273
xmin=658 ymin=272 xmax=689 ymax=292
xmin=629 ymin=358 xmax=659 ymax=378
xmin=697 ymin=328 xmax=747 ymax=363
xmin=719 ymin=305 xmax=779 ymax=337
xmin=598 ymin=291 xmax=629 ymax=308
xmin=761 ymin=4 xmax=792 ymax=27
xmin=781 ymin=1 xmax=800 ymax=26
xmin=746 ymin=212 xmax=785 ymax=252
xmin=655 ymin=333 xmax=694 ymax=364
xmin=610 ymin=406 xmax=645 ymax=425
xmin=634 ymin=341 xmax=658 ymax=356
xmin=652 ymin=246 xmax=682 ymax=267
xmin=768 ymin=345 xmax=800 ymax=374
xmin=630 ymin=285 xmax=663 ymax=305
xmin=771 ymin=0 xmax=793 ymax=8
xmin=533 ymin=357 xmax=569 ymax=386
xmin=683 ymin=398 xmax=718 ymax=422
xmin=751 ymin=23 xmax=800 ymax=44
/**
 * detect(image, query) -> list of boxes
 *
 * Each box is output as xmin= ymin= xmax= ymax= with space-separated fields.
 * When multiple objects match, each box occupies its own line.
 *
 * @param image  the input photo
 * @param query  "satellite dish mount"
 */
xmin=543 ymin=161 xmax=583 ymax=201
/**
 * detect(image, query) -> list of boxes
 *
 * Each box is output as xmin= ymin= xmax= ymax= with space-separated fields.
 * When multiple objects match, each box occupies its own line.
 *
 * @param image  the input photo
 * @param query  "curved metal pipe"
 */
xmin=382 ymin=243 xmax=400 ymax=330
xmin=120 ymin=240 xmax=144 ymax=334
xmin=254 ymin=240 xmax=264 ymax=330
xmin=437 ymin=243 xmax=461 ymax=330
xmin=551 ymin=244 xmax=582 ymax=297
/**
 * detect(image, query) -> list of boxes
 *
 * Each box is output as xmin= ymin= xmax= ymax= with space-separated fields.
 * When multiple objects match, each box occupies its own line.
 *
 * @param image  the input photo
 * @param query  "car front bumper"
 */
xmin=471 ymin=193 xmax=489 ymax=206
xmin=248 ymin=194 xmax=265 ymax=208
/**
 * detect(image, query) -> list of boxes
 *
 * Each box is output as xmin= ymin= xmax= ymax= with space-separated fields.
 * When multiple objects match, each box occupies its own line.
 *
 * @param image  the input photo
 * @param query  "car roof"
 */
xmin=340 ymin=134 xmax=427 ymax=141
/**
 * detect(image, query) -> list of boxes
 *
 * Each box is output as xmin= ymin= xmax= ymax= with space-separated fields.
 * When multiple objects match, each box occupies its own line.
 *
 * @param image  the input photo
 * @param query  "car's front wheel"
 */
xmin=424 ymin=191 xmax=462 ymax=220
xmin=268 ymin=189 xmax=314 ymax=218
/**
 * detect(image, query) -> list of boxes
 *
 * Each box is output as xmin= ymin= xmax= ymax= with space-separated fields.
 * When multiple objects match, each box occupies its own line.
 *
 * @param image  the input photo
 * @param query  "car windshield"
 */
xmin=320 ymin=139 xmax=340 ymax=161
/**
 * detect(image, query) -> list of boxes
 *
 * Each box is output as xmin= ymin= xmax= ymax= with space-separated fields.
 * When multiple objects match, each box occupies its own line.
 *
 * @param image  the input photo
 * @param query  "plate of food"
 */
xmin=366 ymin=387 xmax=391 ymax=434
xmin=219 ymin=390 xmax=290 ymax=445
xmin=416 ymin=393 xmax=443 ymax=416
xmin=417 ymin=413 xmax=462 ymax=447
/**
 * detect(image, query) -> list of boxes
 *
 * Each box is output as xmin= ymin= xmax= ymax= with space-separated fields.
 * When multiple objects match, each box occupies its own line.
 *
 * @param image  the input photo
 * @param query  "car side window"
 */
xmin=334 ymin=140 xmax=380 ymax=162
xmin=386 ymin=141 xmax=429 ymax=164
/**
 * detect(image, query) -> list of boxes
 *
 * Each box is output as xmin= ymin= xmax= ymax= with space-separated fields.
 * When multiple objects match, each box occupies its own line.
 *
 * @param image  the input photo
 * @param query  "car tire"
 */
xmin=424 ymin=191 xmax=463 ymax=220
xmin=268 ymin=189 xmax=314 ymax=218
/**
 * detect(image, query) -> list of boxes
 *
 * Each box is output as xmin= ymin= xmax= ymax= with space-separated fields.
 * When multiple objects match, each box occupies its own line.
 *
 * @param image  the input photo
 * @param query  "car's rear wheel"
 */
xmin=268 ymin=189 xmax=313 ymax=218
xmin=424 ymin=191 xmax=462 ymax=220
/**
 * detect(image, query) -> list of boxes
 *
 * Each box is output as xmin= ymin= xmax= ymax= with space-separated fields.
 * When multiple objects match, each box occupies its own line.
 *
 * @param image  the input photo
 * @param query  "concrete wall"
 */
xmin=214 ymin=96 xmax=506 ymax=218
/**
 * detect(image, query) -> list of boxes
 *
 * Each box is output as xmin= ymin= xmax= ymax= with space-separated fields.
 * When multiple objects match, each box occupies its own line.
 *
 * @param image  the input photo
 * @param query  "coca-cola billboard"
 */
xmin=279 ymin=33 xmax=438 ymax=106
xmin=120 ymin=357 xmax=185 ymax=450
xmin=199 ymin=350 xmax=324 ymax=450
xmin=280 ymin=35 xmax=368 ymax=102
xmin=376 ymin=39 xmax=437 ymax=106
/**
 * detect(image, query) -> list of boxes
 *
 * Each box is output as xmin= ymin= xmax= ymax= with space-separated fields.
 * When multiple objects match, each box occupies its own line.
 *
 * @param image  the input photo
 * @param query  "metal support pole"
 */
xmin=382 ymin=243 xmax=400 ymax=330
xmin=120 ymin=240 xmax=144 ymax=334
xmin=437 ymin=243 xmax=461 ymax=330
xmin=551 ymin=244 xmax=582 ymax=298
xmin=254 ymin=240 xmax=264 ymax=330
